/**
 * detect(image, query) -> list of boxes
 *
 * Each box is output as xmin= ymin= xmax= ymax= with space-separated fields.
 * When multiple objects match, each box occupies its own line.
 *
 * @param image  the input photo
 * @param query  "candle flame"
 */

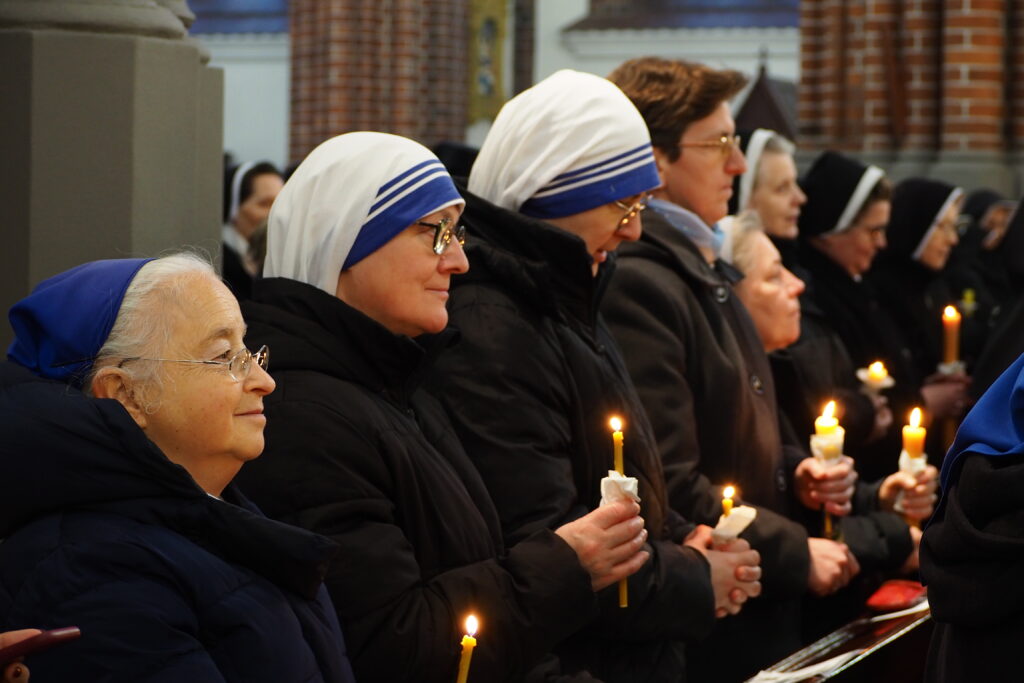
xmin=465 ymin=615 xmax=478 ymax=637
xmin=869 ymin=361 xmax=885 ymax=375
xmin=943 ymin=305 xmax=960 ymax=322
xmin=609 ymin=416 xmax=622 ymax=432
xmin=909 ymin=407 xmax=922 ymax=428
xmin=723 ymin=485 xmax=735 ymax=499
xmin=822 ymin=400 xmax=836 ymax=420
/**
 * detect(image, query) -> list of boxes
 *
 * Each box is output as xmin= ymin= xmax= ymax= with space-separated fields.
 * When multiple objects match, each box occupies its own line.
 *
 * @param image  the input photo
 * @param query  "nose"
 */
xmin=786 ymin=268 xmax=806 ymax=297
xmin=727 ymin=147 xmax=747 ymax=176
xmin=874 ymin=230 xmax=888 ymax=249
xmin=617 ymin=213 xmax=644 ymax=243
xmin=795 ymin=185 xmax=808 ymax=206
xmin=246 ymin=360 xmax=276 ymax=396
xmin=440 ymin=238 xmax=470 ymax=274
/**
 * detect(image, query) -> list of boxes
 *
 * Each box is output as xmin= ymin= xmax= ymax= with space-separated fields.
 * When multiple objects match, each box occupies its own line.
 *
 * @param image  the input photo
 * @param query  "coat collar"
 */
xmin=247 ymin=277 xmax=455 ymax=406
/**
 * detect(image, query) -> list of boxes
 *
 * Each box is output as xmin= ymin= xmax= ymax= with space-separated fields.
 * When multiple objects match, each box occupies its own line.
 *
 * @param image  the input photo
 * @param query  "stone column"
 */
xmin=0 ymin=0 xmax=223 ymax=349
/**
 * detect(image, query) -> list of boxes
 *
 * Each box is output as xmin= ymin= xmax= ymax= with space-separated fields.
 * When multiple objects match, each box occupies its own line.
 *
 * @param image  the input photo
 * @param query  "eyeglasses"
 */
xmin=417 ymin=216 xmax=467 ymax=255
xmin=614 ymin=193 xmax=650 ymax=226
xmin=118 ymin=345 xmax=269 ymax=383
xmin=678 ymin=134 xmax=743 ymax=159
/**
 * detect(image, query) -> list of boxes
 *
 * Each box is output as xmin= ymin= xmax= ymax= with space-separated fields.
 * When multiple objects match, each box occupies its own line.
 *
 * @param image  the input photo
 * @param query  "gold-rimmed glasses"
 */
xmin=614 ymin=193 xmax=650 ymax=226
xmin=678 ymin=134 xmax=743 ymax=160
xmin=416 ymin=216 xmax=467 ymax=255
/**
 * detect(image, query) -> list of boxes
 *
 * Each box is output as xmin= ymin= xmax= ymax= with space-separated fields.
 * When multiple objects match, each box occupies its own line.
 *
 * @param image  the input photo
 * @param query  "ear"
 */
xmin=91 ymin=367 xmax=148 ymax=429
xmin=650 ymin=146 xmax=672 ymax=187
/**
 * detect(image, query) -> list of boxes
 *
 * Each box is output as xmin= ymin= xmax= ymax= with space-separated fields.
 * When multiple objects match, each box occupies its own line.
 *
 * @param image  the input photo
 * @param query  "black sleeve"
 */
xmin=242 ymin=398 xmax=597 ymax=683
xmin=432 ymin=296 xmax=716 ymax=643
xmin=603 ymin=260 xmax=810 ymax=600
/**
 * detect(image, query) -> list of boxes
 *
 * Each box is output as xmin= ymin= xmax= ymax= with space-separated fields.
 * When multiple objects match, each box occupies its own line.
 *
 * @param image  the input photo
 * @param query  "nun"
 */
xmin=426 ymin=69 xmax=763 ymax=683
xmin=921 ymin=351 xmax=1024 ymax=681
xmin=222 ymin=161 xmax=284 ymax=299
xmin=0 ymin=255 xmax=356 ymax=682
xmin=234 ymin=132 xmax=651 ymax=683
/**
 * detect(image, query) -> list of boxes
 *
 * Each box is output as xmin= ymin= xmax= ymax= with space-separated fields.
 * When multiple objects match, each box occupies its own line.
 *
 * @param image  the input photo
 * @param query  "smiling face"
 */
xmin=335 ymin=205 xmax=469 ymax=337
xmin=126 ymin=275 xmax=276 ymax=494
xmin=734 ymin=232 xmax=806 ymax=352
xmin=917 ymin=199 xmax=962 ymax=271
xmin=748 ymin=152 xmax=807 ymax=239
xmin=653 ymin=101 xmax=747 ymax=226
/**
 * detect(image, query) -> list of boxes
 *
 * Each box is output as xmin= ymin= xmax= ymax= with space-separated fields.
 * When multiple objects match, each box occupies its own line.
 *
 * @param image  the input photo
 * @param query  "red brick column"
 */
xmin=797 ymin=0 xmax=826 ymax=146
xmin=1008 ymin=0 xmax=1024 ymax=150
xmin=289 ymin=0 xmax=469 ymax=163
xmin=941 ymin=0 xmax=1006 ymax=152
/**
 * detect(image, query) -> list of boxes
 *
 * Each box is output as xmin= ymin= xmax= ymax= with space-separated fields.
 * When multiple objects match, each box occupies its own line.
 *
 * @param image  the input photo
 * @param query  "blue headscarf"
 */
xmin=939 ymin=352 xmax=1024 ymax=495
xmin=7 ymin=258 xmax=154 ymax=385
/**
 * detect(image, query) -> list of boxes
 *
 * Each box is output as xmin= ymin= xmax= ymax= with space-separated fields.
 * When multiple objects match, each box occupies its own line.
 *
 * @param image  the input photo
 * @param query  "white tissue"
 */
xmin=711 ymin=505 xmax=758 ymax=545
xmin=600 ymin=470 xmax=640 ymax=506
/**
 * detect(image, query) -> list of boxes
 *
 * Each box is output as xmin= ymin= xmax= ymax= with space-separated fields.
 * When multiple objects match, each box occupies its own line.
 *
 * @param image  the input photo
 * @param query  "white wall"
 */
xmin=534 ymin=2 xmax=799 ymax=84
xmin=200 ymin=33 xmax=291 ymax=168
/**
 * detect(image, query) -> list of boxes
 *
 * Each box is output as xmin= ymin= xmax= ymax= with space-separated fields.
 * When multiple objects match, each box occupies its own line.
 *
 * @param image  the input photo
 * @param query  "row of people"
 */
xmin=1 ymin=59 xmax=954 ymax=682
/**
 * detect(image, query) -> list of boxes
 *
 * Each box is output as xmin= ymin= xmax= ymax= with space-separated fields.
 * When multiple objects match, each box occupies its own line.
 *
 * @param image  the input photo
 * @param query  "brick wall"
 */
xmin=799 ymin=0 xmax=1013 ymax=157
xmin=289 ymin=0 xmax=470 ymax=163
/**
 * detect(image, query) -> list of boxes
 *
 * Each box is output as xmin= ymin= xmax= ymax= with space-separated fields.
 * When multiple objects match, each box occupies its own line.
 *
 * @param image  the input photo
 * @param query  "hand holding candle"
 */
xmin=857 ymin=360 xmax=895 ymax=394
xmin=811 ymin=401 xmax=845 ymax=540
xmin=455 ymin=615 xmax=478 ymax=683
xmin=712 ymin=485 xmax=758 ymax=545
xmin=608 ymin=416 xmax=628 ymax=608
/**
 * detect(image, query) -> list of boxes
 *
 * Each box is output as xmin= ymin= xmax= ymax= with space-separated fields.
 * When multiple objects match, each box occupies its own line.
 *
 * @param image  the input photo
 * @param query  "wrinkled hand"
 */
xmin=922 ymin=372 xmax=972 ymax=420
xmin=868 ymin=393 xmax=893 ymax=442
xmin=879 ymin=465 xmax=939 ymax=520
xmin=900 ymin=524 xmax=923 ymax=574
xmin=555 ymin=501 xmax=650 ymax=591
xmin=684 ymin=525 xmax=762 ymax=618
xmin=0 ymin=629 xmax=39 ymax=683
xmin=806 ymin=537 xmax=860 ymax=596
xmin=795 ymin=456 xmax=858 ymax=516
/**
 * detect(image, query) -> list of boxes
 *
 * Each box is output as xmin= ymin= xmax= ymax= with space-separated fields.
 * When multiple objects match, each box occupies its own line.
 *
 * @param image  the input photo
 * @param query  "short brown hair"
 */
xmin=608 ymin=57 xmax=747 ymax=162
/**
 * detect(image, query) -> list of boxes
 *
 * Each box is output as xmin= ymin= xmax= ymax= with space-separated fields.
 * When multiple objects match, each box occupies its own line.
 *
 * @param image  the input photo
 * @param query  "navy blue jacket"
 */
xmin=0 ymin=361 xmax=356 ymax=683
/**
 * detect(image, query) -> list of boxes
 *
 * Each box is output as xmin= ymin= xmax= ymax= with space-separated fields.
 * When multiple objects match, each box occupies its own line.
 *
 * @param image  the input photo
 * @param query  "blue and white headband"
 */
xmin=263 ymin=132 xmax=464 ymax=294
xmin=469 ymin=69 xmax=660 ymax=219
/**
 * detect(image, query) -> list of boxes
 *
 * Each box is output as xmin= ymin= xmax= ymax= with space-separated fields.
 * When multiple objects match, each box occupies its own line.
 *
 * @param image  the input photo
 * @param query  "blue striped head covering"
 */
xmin=469 ymin=69 xmax=660 ymax=219
xmin=263 ymin=132 xmax=464 ymax=294
xmin=7 ymin=258 xmax=154 ymax=384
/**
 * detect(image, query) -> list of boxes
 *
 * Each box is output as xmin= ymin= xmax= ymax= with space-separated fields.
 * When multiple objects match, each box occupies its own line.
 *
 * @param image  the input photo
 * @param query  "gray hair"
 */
xmin=725 ymin=210 xmax=767 ymax=276
xmin=85 ymin=252 xmax=218 ymax=410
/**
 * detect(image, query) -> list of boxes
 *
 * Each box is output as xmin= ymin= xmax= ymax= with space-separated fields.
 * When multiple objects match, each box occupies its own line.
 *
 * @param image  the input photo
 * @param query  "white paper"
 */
xmin=600 ymin=470 xmax=640 ymax=506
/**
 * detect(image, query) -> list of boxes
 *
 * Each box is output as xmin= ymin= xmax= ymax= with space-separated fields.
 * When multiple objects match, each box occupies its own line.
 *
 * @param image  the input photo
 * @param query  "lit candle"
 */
xmin=942 ymin=305 xmax=961 ymax=364
xmin=815 ymin=400 xmax=839 ymax=436
xmin=867 ymin=361 xmax=888 ymax=383
xmin=902 ymin=407 xmax=926 ymax=459
xmin=609 ymin=416 xmax=628 ymax=608
xmin=722 ymin=485 xmax=735 ymax=517
xmin=455 ymin=615 xmax=478 ymax=683
xmin=609 ymin=417 xmax=624 ymax=475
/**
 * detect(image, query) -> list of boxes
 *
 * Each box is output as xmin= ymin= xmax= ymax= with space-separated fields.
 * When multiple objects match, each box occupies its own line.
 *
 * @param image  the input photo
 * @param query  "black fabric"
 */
xmin=798 ymin=151 xmax=876 ymax=237
xmin=921 ymin=451 xmax=1024 ymax=681
xmin=0 ymin=361 xmax=354 ymax=683
xmin=237 ymin=278 xmax=597 ymax=683
xmin=222 ymin=242 xmax=254 ymax=301
xmin=886 ymin=178 xmax=958 ymax=259
xmin=427 ymin=188 xmax=715 ymax=683
xmin=602 ymin=207 xmax=812 ymax=681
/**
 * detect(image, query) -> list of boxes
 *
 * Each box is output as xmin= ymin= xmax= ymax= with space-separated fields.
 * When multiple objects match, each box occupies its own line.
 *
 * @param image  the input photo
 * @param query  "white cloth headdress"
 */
xmin=264 ymin=132 xmax=464 ymax=294
xmin=469 ymin=69 xmax=660 ymax=218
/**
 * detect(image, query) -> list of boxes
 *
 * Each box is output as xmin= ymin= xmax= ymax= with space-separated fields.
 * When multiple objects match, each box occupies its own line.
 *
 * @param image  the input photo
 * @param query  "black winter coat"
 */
xmin=428 ymin=189 xmax=715 ymax=683
xmin=601 ymin=208 xmax=810 ymax=681
xmin=921 ymin=452 xmax=1024 ymax=681
xmin=0 ymin=362 xmax=354 ymax=683
xmin=237 ymin=278 xmax=597 ymax=683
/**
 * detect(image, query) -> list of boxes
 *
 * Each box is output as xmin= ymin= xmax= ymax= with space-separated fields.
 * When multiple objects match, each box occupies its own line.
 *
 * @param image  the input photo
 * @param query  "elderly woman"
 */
xmin=0 ymin=255 xmax=355 ymax=682
xmin=727 ymin=213 xmax=937 ymax=636
xmin=425 ymin=69 xmax=763 ymax=683
xmin=235 ymin=131 xmax=650 ymax=683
